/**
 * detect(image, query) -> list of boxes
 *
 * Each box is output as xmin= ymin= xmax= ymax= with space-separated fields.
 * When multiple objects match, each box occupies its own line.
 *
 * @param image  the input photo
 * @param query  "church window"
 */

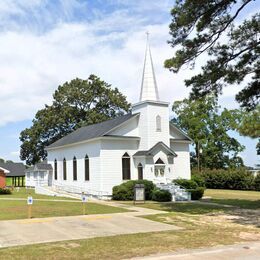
xmin=85 ymin=155 xmax=89 ymax=181
xmin=156 ymin=115 xmax=161 ymax=131
xmin=138 ymin=163 xmax=143 ymax=180
xmin=122 ymin=153 xmax=131 ymax=180
xmin=54 ymin=159 xmax=57 ymax=180
xmin=73 ymin=156 xmax=77 ymax=181
xmin=63 ymin=158 xmax=67 ymax=181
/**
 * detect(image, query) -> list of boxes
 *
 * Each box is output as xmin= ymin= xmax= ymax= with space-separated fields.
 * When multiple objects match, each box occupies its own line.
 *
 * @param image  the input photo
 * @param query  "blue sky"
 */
xmin=0 ymin=0 xmax=259 ymax=167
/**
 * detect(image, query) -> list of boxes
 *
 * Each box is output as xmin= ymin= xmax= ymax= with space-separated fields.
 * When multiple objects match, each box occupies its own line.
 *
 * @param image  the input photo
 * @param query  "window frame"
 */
xmin=156 ymin=115 xmax=162 ymax=132
xmin=73 ymin=156 xmax=77 ymax=181
xmin=85 ymin=155 xmax=89 ymax=181
xmin=63 ymin=158 xmax=67 ymax=181
xmin=122 ymin=152 xmax=131 ymax=180
xmin=54 ymin=159 xmax=57 ymax=180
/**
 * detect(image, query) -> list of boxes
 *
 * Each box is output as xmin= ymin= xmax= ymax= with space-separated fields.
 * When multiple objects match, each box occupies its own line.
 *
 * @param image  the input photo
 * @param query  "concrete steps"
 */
xmin=156 ymin=183 xmax=191 ymax=201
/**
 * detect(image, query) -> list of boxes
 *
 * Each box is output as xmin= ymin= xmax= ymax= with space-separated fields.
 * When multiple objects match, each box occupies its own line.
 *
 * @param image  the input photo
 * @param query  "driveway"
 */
xmin=0 ymin=203 xmax=180 ymax=248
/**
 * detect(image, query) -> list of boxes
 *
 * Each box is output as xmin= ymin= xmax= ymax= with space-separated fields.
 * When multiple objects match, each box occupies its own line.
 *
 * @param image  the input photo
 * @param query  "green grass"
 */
xmin=0 ymin=187 xmax=76 ymax=200
xmin=0 ymin=188 xmax=129 ymax=220
xmin=135 ymin=201 xmax=227 ymax=214
xmin=1 ymin=201 xmax=259 ymax=260
xmin=204 ymin=189 xmax=260 ymax=200
xmin=204 ymin=189 xmax=260 ymax=209
xmin=0 ymin=200 xmax=129 ymax=220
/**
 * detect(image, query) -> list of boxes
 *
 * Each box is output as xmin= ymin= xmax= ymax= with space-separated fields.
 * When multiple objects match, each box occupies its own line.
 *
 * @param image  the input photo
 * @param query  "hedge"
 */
xmin=193 ymin=169 xmax=256 ymax=190
xmin=254 ymin=173 xmax=260 ymax=191
xmin=0 ymin=188 xmax=12 ymax=195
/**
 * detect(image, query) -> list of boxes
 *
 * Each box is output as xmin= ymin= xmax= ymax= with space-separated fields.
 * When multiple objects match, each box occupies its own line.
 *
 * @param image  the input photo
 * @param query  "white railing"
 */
xmin=52 ymin=182 xmax=110 ymax=199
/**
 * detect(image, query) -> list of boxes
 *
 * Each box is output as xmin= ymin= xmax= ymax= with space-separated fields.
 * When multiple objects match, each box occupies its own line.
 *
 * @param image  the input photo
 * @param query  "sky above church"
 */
xmin=0 ymin=0 xmax=259 ymax=166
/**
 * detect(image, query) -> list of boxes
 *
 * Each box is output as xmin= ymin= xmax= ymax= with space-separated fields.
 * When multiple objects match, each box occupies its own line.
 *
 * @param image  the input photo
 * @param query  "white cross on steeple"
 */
xmin=139 ymin=32 xmax=160 ymax=102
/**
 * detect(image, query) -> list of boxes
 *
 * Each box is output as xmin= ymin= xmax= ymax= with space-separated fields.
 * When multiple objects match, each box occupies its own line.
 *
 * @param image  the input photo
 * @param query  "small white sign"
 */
xmin=135 ymin=188 xmax=145 ymax=201
xmin=27 ymin=196 xmax=33 ymax=205
xmin=82 ymin=195 xmax=87 ymax=203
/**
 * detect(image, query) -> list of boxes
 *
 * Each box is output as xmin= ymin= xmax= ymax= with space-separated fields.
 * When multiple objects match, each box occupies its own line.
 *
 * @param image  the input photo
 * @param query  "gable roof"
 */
xmin=0 ymin=162 xmax=26 ymax=177
xmin=169 ymin=122 xmax=193 ymax=142
xmin=26 ymin=163 xmax=53 ymax=172
xmin=0 ymin=167 xmax=10 ymax=174
xmin=47 ymin=113 xmax=139 ymax=149
xmin=133 ymin=142 xmax=177 ymax=157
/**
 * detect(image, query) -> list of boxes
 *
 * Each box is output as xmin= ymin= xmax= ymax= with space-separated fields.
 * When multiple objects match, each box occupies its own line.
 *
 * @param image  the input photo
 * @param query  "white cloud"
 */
xmin=0 ymin=0 xmax=251 ymax=128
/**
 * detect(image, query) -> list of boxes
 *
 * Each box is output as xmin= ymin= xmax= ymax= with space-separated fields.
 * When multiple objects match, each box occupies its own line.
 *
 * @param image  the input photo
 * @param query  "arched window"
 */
xmin=156 ymin=115 xmax=161 ymax=131
xmin=85 ymin=155 xmax=89 ymax=181
xmin=73 ymin=156 xmax=77 ymax=181
xmin=54 ymin=159 xmax=57 ymax=180
xmin=63 ymin=158 xmax=67 ymax=180
xmin=138 ymin=163 xmax=143 ymax=180
xmin=122 ymin=153 xmax=131 ymax=180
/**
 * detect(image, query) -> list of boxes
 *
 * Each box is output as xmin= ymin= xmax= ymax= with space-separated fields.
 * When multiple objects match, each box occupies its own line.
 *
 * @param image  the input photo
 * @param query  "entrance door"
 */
xmin=154 ymin=158 xmax=166 ymax=183
xmin=138 ymin=163 xmax=143 ymax=180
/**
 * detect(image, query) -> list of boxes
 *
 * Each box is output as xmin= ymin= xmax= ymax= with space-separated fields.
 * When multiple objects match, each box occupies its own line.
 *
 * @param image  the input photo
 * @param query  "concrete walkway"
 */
xmin=132 ymin=241 xmax=260 ymax=260
xmin=0 ymin=203 xmax=180 ymax=248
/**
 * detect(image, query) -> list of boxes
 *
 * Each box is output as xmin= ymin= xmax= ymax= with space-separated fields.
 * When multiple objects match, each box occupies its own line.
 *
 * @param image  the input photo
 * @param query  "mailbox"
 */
xmin=134 ymin=184 xmax=145 ymax=204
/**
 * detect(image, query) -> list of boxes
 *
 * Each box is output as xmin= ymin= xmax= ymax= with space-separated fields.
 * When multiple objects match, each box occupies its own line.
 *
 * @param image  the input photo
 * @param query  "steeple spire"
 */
xmin=139 ymin=32 xmax=159 ymax=102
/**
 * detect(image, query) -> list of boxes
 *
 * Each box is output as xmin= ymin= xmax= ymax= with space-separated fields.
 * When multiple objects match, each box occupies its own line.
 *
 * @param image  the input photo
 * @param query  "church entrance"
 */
xmin=154 ymin=158 xmax=166 ymax=183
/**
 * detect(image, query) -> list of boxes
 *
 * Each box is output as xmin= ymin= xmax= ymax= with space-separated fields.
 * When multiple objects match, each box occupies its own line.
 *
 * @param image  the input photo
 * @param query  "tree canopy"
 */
xmin=20 ymin=75 xmax=131 ymax=165
xmin=238 ymin=105 xmax=260 ymax=154
xmin=165 ymin=0 xmax=259 ymax=111
xmin=172 ymin=96 xmax=245 ymax=169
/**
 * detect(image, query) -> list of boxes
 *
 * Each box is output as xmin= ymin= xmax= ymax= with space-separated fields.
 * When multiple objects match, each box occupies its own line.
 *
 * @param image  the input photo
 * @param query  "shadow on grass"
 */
xmin=210 ymin=199 xmax=260 ymax=209
xmin=152 ymin=202 xmax=227 ymax=215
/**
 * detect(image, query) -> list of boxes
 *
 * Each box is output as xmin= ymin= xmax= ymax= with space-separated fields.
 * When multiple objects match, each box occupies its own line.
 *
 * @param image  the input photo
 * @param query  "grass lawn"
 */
xmin=0 ymin=187 xmax=76 ymax=200
xmin=0 ymin=200 xmax=129 ymax=220
xmin=204 ymin=189 xmax=260 ymax=209
xmin=0 ymin=188 xmax=129 ymax=220
xmin=0 ymin=200 xmax=259 ymax=260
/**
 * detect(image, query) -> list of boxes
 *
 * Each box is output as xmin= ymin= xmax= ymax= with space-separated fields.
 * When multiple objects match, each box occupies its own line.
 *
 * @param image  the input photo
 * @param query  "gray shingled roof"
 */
xmin=0 ymin=162 xmax=26 ymax=177
xmin=26 ymin=163 xmax=53 ymax=172
xmin=47 ymin=113 xmax=139 ymax=149
xmin=133 ymin=142 xmax=177 ymax=157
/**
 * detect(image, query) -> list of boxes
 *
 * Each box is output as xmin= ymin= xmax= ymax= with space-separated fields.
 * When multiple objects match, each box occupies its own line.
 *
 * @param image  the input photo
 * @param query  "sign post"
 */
xmin=27 ymin=195 xmax=33 ymax=218
xmin=81 ymin=192 xmax=87 ymax=215
xmin=134 ymin=184 xmax=145 ymax=205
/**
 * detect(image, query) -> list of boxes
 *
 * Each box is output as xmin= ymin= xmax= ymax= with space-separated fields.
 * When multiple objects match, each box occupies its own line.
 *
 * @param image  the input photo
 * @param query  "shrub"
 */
xmin=200 ymin=169 xmax=255 ymax=190
xmin=0 ymin=188 xmax=12 ymax=195
xmin=254 ymin=173 xmax=260 ymax=191
xmin=152 ymin=189 xmax=172 ymax=202
xmin=190 ymin=187 xmax=205 ymax=200
xmin=112 ymin=180 xmax=155 ymax=200
xmin=191 ymin=174 xmax=205 ymax=187
xmin=173 ymin=179 xmax=198 ymax=189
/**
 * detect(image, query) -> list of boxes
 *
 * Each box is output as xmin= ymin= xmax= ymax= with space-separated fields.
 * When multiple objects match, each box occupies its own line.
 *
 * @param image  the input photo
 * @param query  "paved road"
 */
xmin=0 ymin=204 xmax=180 ymax=248
xmin=133 ymin=241 xmax=260 ymax=260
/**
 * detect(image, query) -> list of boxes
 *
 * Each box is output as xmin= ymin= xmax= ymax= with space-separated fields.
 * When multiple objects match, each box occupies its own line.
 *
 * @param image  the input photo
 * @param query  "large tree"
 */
xmin=20 ymin=75 xmax=131 ymax=165
xmin=238 ymin=105 xmax=260 ymax=155
xmin=172 ymin=96 xmax=245 ymax=169
xmin=165 ymin=0 xmax=259 ymax=111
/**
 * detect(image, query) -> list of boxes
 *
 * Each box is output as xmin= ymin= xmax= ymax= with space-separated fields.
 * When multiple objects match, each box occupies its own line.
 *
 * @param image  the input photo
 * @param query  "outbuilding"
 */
xmin=0 ymin=167 xmax=9 ymax=188
xmin=0 ymin=162 xmax=26 ymax=187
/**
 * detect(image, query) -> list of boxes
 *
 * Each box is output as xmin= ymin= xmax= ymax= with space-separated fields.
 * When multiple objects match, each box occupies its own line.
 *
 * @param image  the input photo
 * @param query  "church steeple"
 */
xmin=139 ymin=32 xmax=160 ymax=102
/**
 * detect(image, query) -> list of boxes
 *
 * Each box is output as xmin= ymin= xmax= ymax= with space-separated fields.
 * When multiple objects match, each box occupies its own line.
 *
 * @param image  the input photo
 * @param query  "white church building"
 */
xmin=43 ymin=38 xmax=192 ymax=197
